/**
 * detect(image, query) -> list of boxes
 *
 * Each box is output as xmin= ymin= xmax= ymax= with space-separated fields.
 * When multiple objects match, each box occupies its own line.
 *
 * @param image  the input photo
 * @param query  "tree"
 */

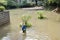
xmin=48 ymin=0 xmax=60 ymax=7
xmin=48 ymin=0 xmax=60 ymax=12
xmin=0 ymin=0 xmax=7 ymax=6
xmin=6 ymin=0 xmax=20 ymax=8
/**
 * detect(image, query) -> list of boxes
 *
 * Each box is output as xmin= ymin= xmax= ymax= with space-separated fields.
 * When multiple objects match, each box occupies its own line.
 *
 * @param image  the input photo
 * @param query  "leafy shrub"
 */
xmin=25 ymin=22 xmax=32 ymax=27
xmin=20 ymin=15 xmax=32 ymax=27
xmin=0 ymin=0 xmax=7 ymax=8
xmin=20 ymin=22 xmax=32 ymax=27
xmin=37 ymin=1 xmax=44 ymax=6
xmin=20 ymin=1 xmax=35 ymax=8
xmin=0 ymin=0 xmax=7 ymax=6
xmin=7 ymin=0 xmax=19 ymax=9
xmin=37 ymin=11 xmax=46 ymax=19
xmin=38 ymin=13 xmax=44 ymax=19
xmin=20 ymin=22 xmax=23 ymax=27
xmin=0 ymin=6 xmax=5 ymax=11
xmin=28 ymin=2 xmax=35 ymax=7
xmin=21 ymin=15 xmax=31 ymax=22
xmin=20 ymin=3 xmax=34 ymax=8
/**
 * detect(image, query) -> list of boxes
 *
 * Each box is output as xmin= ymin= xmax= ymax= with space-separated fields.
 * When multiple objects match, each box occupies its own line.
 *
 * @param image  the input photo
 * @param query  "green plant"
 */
xmin=30 ymin=2 xmax=35 ymax=6
xmin=0 ymin=0 xmax=7 ymax=6
xmin=20 ymin=15 xmax=32 ymax=27
xmin=25 ymin=22 xmax=32 ymax=27
xmin=0 ymin=6 xmax=5 ymax=11
xmin=37 ymin=11 xmax=45 ymax=19
xmin=21 ymin=15 xmax=31 ymax=22
xmin=20 ymin=22 xmax=32 ymax=27
xmin=20 ymin=22 xmax=23 ymax=27
xmin=7 ymin=0 xmax=20 ymax=8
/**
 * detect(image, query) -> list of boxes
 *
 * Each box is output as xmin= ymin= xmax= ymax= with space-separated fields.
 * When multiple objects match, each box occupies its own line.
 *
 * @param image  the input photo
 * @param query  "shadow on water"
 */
xmin=0 ymin=22 xmax=10 ymax=27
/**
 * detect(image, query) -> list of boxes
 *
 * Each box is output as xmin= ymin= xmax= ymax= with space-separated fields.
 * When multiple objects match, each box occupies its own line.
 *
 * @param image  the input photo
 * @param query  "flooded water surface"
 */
xmin=0 ymin=9 xmax=60 ymax=40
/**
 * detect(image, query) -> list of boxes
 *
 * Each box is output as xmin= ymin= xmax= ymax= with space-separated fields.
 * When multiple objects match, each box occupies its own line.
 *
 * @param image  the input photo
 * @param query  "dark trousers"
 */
xmin=23 ymin=30 xmax=26 ymax=33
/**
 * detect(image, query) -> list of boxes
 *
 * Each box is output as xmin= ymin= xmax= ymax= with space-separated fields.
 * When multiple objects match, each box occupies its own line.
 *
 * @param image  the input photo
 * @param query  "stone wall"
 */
xmin=0 ymin=11 xmax=10 ymax=25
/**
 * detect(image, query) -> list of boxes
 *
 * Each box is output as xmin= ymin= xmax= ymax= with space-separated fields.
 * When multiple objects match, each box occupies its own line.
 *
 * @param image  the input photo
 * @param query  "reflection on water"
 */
xmin=1 ymin=27 xmax=51 ymax=40
xmin=0 ymin=23 xmax=10 ymax=40
xmin=22 ymin=33 xmax=26 ymax=40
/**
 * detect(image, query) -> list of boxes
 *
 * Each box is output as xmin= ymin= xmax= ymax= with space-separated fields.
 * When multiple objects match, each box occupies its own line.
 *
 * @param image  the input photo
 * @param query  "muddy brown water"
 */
xmin=0 ymin=9 xmax=60 ymax=40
